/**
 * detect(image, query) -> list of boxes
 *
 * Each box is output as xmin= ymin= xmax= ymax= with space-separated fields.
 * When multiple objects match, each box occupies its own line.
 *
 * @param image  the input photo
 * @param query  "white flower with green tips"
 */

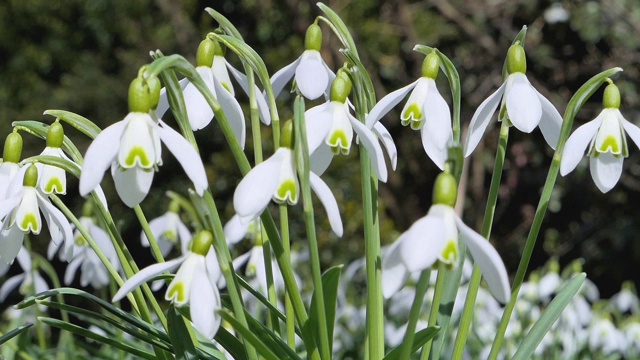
xmin=113 ymin=231 xmax=223 ymax=339
xmin=305 ymin=72 xmax=389 ymax=182
xmin=382 ymin=172 xmax=511 ymax=303
xmin=79 ymin=75 xmax=208 ymax=208
xmin=0 ymin=248 xmax=49 ymax=309
xmin=271 ymin=23 xmax=334 ymax=100
xmin=366 ymin=52 xmax=452 ymax=169
xmin=225 ymin=121 xmax=343 ymax=243
xmin=140 ymin=203 xmax=192 ymax=257
xmin=0 ymin=165 xmax=74 ymax=265
xmin=464 ymin=43 xmax=563 ymax=157
xmin=0 ymin=132 xmax=24 ymax=201
xmin=561 ymin=82 xmax=640 ymax=193
xmin=35 ymin=122 xmax=72 ymax=195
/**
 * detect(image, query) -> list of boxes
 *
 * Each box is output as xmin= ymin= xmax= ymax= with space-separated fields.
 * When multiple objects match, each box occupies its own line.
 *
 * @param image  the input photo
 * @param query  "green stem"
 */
xmin=134 ymin=205 xmax=166 ymax=263
xmin=420 ymin=269 xmax=446 ymax=359
xmin=280 ymin=205 xmax=296 ymax=348
xmin=398 ymin=269 xmax=431 ymax=360
xmin=452 ymin=122 xmax=509 ymax=359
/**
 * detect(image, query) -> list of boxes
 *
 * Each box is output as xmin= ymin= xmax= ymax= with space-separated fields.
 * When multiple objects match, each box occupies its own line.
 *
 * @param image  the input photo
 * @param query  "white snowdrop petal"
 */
xmin=309 ymin=172 xmax=343 ymax=237
xmin=112 ymin=166 xmax=154 ymax=208
xmin=351 ymin=115 xmax=388 ymax=182
xmin=505 ymin=73 xmax=542 ymax=133
xmin=590 ymin=153 xmax=623 ymax=193
xmin=423 ymin=79 xmax=453 ymax=149
xmin=213 ymin=76 xmax=246 ymax=149
xmin=365 ymin=80 xmax=419 ymax=128
xmin=224 ymin=214 xmax=252 ymax=245
xmin=374 ymin=122 xmax=398 ymax=171
xmin=80 ymin=120 xmax=127 ymax=196
xmin=0 ymin=274 xmax=25 ymax=302
xmin=305 ymin=102 xmax=334 ymax=154
xmin=156 ymin=78 xmax=190 ymax=118
xmin=621 ymin=118 xmax=640 ymax=151
xmin=0 ymin=225 xmax=25 ymax=265
xmin=464 ymin=83 xmax=506 ymax=157
xmin=310 ymin=143 xmax=334 ymax=176
xmin=381 ymin=240 xmax=410 ymax=299
xmin=399 ymin=211 xmax=448 ymax=273
xmin=536 ymin=89 xmax=563 ymax=149
xmin=185 ymin=67 xmax=216 ymax=131
xmin=560 ymin=116 xmax=603 ymax=176
xmin=226 ymin=61 xmax=272 ymax=125
xmin=212 ymin=56 xmax=234 ymax=95
xmin=270 ymin=58 xmax=301 ymax=98
xmin=421 ymin=127 xmax=447 ymax=170
xmin=233 ymin=149 xmax=286 ymax=218
xmin=295 ymin=51 xmax=328 ymax=100
xmin=112 ymin=257 xmax=185 ymax=302
xmin=189 ymin=264 xmax=222 ymax=339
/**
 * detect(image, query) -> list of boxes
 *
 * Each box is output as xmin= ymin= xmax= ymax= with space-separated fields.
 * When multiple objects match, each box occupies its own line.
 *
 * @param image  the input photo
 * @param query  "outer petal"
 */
xmin=590 ymin=153 xmax=623 ymax=193
xmin=305 ymin=102 xmax=335 ymax=154
xmin=310 ymin=143 xmax=334 ymax=176
xmin=421 ymin=127 xmax=447 ymax=170
xmin=621 ymin=118 xmax=640 ymax=150
xmin=142 ymin=214 xmax=176 ymax=257
xmin=156 ymin=122 xmax=208 ymax=195
xmin=365 ymin=80 xmax=419 ymax=128
xmin=456 ymin=216 xmax=510 ymax=303
xmin=422 ymin=79 xmax=453 ymax=149
xmin=381 ymin=241 xmax=410 ymax=299
xmin=464 ymin=83 xmax=506 ymax=157
xmin=156 ymin=78 xmax=190 ymax=118
xmin=0 ymin=224 xmax=25 ymax=265
xmin=213 ymin=76 xmax=246 ymax=149
xmin=399 ymin=207 xmax=448 ymax=273
xmin=505 ymin=73 xmax=542 ymax=133
xmin=212 ymin=56 xmax=234 ymax=95
xmin=0 ymin=274 xmax=25 ymax=302
xmin=295 ymin=50 xmax=328 ymax=100
xmin=37 ymin=192 xmax=73 ymax=259
xmin=536 ymin=89 xmax=563 ymax=149
xmin=189 ymin=264 xmax=222 ymax=338
xmin=309 ymin=172 xmax=343 ymax=237
xmin=350 ymin=115 xmax=388 ymax=182
xmin=111 ymin=165 xmax=154 ymax=207
xmin=270 ymin=57 xmax=301 ymax=98
xmin=560 ymin=116 xmax=603 ymax=176
xmin=226 ymin=61 xmax=271 ymax=125
xmin=64 ymin=257 xmax=84 ymax=285
xmin=112 ymin=256 xmax=185 ymax=302
xmin=79 ymin=120 xmax=128 ymax=196
xmin=234 ymin=149 xmax=287 ymax=219
xmin=184 ymin=67 xmax=215 ymax=131
xmin=374 ymin=122 xmax=398 ymax=171
xmin=224 ymin=214 xmax=252 ymax=245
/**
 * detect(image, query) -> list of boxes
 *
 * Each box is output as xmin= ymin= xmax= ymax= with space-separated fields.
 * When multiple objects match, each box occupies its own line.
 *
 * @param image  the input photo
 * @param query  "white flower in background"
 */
xmin=0 ymin=165 xmax=73 ymax=265
xmin=79 ymin=76 xmax=208 ymax=208
xmin=537 ymin=260 xmax=561 ymax=300
xmin=140 ymin=202 xmax=191 ymax=257
xmin=0 ymin=248 xmax=49 ymax=310
xmin=382 ymin=172 xmax=510 ymax=303
xmin=233 ymin=243 xmax=288 ymax=295
xmin=464 ymin=43 xmax=562 ymax=157
xmin=588 ymin=315 xmax=627 ymax=355
xmin=305 ymin=72 xmax=388 ymax=182
xmin=271 ymin=23 xmax=334 ymax=100
xmin=366 ymin=52 xmax=452 ymax=169
xmin=561 ymin=82 xmax=640 ymax=193
xmin=0 ymin=132 xmax=23 ymax=201
xmin=610 ymin=281 xmax=640 ymax=313
xmin=624 ymin=322 xmax=640 ymax=357
xmin=113 ymin=231 xmax=222 ymax=339
xmin=225 ymin=122 xmax=343 ymax=243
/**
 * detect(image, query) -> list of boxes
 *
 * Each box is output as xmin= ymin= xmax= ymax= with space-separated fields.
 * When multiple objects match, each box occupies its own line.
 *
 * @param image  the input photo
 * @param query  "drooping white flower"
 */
xmin=610 ymin=282 xmax=640 ymax=313
xmin=588 ymin=315 xmax=627 ymax=355
xmin=0 ymin=132 xmax=24 ymax=202
xmin=140 ymin=205 xmax=192 ymax=258
xmin=381 ymin=172 xmax=510 ymax=303
xmin=113 ymin=231 xmax=222 ymax=339
xmin=560 ymin=83 xmax=640 ymax=193
xmin=0 ymin=248 xmax=50 ymax=309
xmin=35 ymin=122 xmax=72 ymax=195
xmin=464 ymin=43 xmax=562 ymax=157
xmin=366 ymin=52 xmax=452 ymax=169
xmin=0 ymin=165 xmax=74 ymax=265
xmin=79 ymin=76 xmax=208 ymax=208
xmin=271 ymin=23 xmax=334 ymax=100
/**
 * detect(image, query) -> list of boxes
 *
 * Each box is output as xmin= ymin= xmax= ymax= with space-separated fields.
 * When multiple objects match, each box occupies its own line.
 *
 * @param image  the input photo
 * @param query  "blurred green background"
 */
xmin=1 ymin=0 xmax=639 ymax=299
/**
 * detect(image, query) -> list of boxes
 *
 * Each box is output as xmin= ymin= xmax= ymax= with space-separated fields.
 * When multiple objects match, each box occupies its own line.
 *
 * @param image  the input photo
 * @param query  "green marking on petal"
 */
xmin=221 ymin=82 xmax=232 ymax=93
xmin=124 ymin=147 xmax=151 ymax=168
xmin=45 ymin=177 xmax=64 ymax=194
xmin=166 ymin=281 xmax=186 ymax=303
xmin=402 ymin=103 xmax=422 ymax=123
xmin=598 ymin=135 xmax=621 ymax=154
xmin=439 ymin=240 xmax=458 ymax=266
xmin=276 ymin=180 xmax=298 ymax=205
xmin=20 ymin=213 xmax=39 ymax=233
xmin=75 ymin=235 xmax=87 ymax=247
xmin=162 ymin=230 xmax=178 ymax=243
xmin=410 ymin=119 xmax=424 ymax=130
xmin=328 ymin=130 xmax=349 ymax=155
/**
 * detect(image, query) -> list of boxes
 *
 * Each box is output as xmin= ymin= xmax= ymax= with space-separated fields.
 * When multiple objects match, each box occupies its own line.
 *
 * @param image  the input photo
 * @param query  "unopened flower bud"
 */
xmin=432 ymin=172 xmax=457 ymax=207
xmin=191 ymin=230 xmax=213 ymax=256
xmin=3 ymin=132 xmax=23 ymax=163
xmin=506 ymin=43 xmax=527 ymax=75
xmin=46 ymin=121 xmax=65 ymax=148
xmin=422 ymin=52 xmax=441 ymax=79
xmin=603 ymin=82 xmax=621 ymax=109
xmin=305 ymin=23 xmax=322 ymax=51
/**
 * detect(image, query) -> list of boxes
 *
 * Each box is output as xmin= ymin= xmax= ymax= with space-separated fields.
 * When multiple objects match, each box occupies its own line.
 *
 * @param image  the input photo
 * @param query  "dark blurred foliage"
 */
xmin=1 ymin=0 xmax=640 ymax=300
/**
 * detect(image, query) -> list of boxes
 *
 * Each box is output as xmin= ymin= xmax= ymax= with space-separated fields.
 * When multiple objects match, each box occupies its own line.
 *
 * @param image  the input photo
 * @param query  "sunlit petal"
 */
xmin=351 ymin=115 xmax=388 ymax=182
xmin=373 ymin=122 xmax=398 ymax=171
xmin=112 ymin=256 xmax=185 ymax=302
xmin=156 ymin=78 xmax=189 ymax=118
xmin=422 ymin=79 xmax=452 ymax=149
xmin=365 ymin=80 xmax=418 ymax=128
xmin=305 ymin=102 xmax=334 ymax=154
xmin=621 ymin=117 xmax=640 ymax=151
xmin=184 ymin=67 xmax=216 ymax=130
xmin=224 ymin=214 xmax=252 ymax=245
xmin=590 ymin=153 xmax=623 ymax=193
xmin=464 ymin=83 xmax=506 ymax=157
xmin=117 ymin=113 xmax=158 ymax=169
xmin=309 ymin=172 xmax=343 ymax=237
xmin=421 ymin=127 xmax=447 ymax=170
xmin=213 ymin=76 xmax=246 ymax=148
xmin=79 ymin=120 xmax=127 ymax=196
xmin=381 ymin=240 xmax=410 ymax=299
xmin=536 ymin=89 xmax=563 ymax=149
xmin=400 ymin=206 xmax=448 ymax=272
xmin=505 ymin=73 xmax=541 ymax=133
xmin=271 ymin=57 xmax=301 ymax=98
xmin=166 ymin=254 xmax=199 ymax=305
xmin=295 ymin=50 xmax=328 ymax=100
xmin=189 ymin=262 xmax=221 ymax=338
xmin=212 ymin=56 xmax=234 ymax=95
xmin=226 ymin=61 xmax=271 ymax=125
xmin=233 ymin=148 xmax=286 ymax=218
xmin=560 ymin=116 xmax=602 ymax=176
xmin=111 ymin=165 xmax=155 ymax=207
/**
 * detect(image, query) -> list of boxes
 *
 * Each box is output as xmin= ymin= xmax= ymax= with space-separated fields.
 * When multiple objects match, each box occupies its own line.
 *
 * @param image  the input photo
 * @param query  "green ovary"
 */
xmin=328 ymin=131 xmax=349 ymax=155
xmin=20 ymin=213 xmax=39 ymax=233
xmin=598 ymin=135 xmax=620 ymax=154
xmin=402 ymin=103 xmax=422 ymax=124
xmin=45 ymin=178 xmax=64 ymax=194
xmin=167 ymin=282 xmax=186 ymax=303
xmin=276 ymin=180 xmax=298 ymax=204
xmin=124 ymin=147 xmax=152 ymax=168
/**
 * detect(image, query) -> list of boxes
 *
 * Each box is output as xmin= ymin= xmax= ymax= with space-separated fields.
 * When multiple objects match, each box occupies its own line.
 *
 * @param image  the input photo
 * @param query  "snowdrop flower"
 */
xmin=156 ymin=37 xmax=271 ymax=147
xmin=0 ymin=132 xmax=23 ymax=201
xmin=140 ymin=200 xmax=191 ymax=257
xmin=225 ymin=121 xmax=343 ymax=243
xmin=537 ymin=260 xmax=561 ymax=300
xmin=588 ymin=315 xmax=626 ymax=355
xmin=79 ymin=74 xmax=208 ymax=207
xmin=624 ymin=322 xmax=640 ymax=357
xmin=0 ymin=165 xmax=73 ymax=265
xmin=113 ymin=231 xmax=222 ymax=339
xmin=366 ymin=52 xmax=453 ymax=169
xmin=561 ymin=82 xmax=640 ymax=193
xmin=382 ymin=172 xmax=510 ymax=303
xmin=305 ymin=71 xmax=388 ymax=181
xmin=271 ymin=23 xmax=334 ymax=100
xmin=0 ymin=248 xmax=49 ymax=309
xmin=464 ymin=43 xmax=563 ymax=156
xmin=610 ymin=281 xmax=640 ymax=313
xmin=35 ymin=122 xmax=73 ymax=195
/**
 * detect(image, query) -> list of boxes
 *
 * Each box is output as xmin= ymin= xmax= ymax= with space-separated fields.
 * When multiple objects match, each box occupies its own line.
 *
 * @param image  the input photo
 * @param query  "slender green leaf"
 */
xmin=309 ymin=265 xmax=342 ymax=351
xmin=242 ymin=309 xmax=303 ymax=360
xmin=218 ymin=310 xmax=282 ymax=360
xmin=317 ymin=3 xmax=359 ymax=57
xmin=0 ymin=324 xmax=32 ymax=345
xmin=205 ymin=8 xmax=243 ymax=40
xmin=213 ymin=327 xmax=248 ymax=360
xmin=236 ymin=275 xmax=288 ymax=324
xmin=21 ymin=155 xmax=81 ymax=178
xmin=383 ymin=326 xmax=440 ymax=360
xmin=39 ymin=316 xmax=157 ymax=360
xmin=12 ymin=120 xmax=85 ymax=163
xmin=511 ymin=273 xmax=586 ymax=360
xmin=167 ymin=304 xmax=198 ymax=360
xmin=43 ymin=109 xmax=102 ymax=139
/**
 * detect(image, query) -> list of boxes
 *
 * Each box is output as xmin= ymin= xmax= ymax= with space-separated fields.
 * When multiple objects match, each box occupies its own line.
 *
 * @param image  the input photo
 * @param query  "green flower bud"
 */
xmin=432 ymin=172 xmax=457 ymax=207
xmin=3 ymin=132 xmax=23 ymax=163
xmin=603 ymin=83 xmax=621 ymax=109
xmin=330 ymin=75 xmax=352 ymax=103
xmin=196 ymin=38 xmax=216 ymax=67
xmin=128 ymin=77 xmax=152 ymax=113
xmin=506 ymin=43 xmax=527 ymax=75
xmin=281 ymin=120 xmax=294 ymax=149
xmin=305 ymin=23 xmax=322 ymax=51
xmin=46 ymin=121 xmax=65 ymax=148
xmin=23 ymin=164 xmax=38 ymax=188
xmin=422 ymin=52 xmax=440 ymax=79
xmin=191 ymin=230 xmax=214 ymax=256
